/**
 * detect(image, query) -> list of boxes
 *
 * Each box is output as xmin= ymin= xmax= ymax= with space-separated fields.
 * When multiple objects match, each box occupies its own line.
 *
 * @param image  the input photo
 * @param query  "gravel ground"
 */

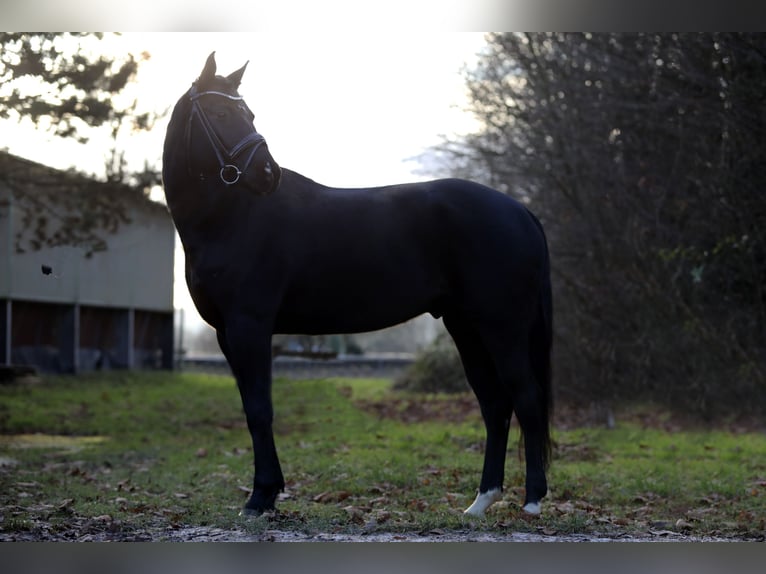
xmin=1 ymin=523 xmax=751 ymax=542
xmin=157 ymin=526 xmax=744 ymax=542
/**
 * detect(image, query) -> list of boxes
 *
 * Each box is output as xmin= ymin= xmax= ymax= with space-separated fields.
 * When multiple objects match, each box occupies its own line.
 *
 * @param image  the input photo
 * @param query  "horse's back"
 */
xmin=277 ymin=172 xmax=538 ymax=246
xmin=274 ymin=171 xmax=546 ymax=287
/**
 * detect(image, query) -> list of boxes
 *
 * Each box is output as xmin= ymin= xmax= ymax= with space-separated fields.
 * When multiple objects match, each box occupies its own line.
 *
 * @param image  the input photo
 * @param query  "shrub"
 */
xmin=394 ymin=334 xmax=468 ymax=393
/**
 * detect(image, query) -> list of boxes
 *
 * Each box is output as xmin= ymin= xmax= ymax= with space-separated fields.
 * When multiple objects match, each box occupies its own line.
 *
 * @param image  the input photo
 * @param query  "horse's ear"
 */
xmin=226 ymin=61 xmax=249 ymax=89
xmin=199 ymin=52 xmax=217 ymax=84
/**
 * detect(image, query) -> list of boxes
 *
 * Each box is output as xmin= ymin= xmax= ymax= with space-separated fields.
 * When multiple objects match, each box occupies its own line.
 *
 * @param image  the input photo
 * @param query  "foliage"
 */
xmin=0 ymin=34 xmax=152 ymax=145
xmin=0 ymin=33 xmax=161 ymax=255
xmin=394 ymin=333 xmax=468 ymax=393
xmin=426 ymin=33 xmax=766 ymax=417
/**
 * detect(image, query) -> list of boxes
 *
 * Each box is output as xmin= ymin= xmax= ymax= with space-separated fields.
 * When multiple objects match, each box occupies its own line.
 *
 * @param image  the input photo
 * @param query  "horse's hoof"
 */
xmin=522 ymin=501 xmax=541 ymax=515
xmin=239 ymin=507 xmax=262 ymax=517
xmin=240 ymin=488 xmax=280 ymax=517
xmin=239 ymin=507 xmax=278 ymax=518
xmin=463 ymin=488 xmax=503 ymax=516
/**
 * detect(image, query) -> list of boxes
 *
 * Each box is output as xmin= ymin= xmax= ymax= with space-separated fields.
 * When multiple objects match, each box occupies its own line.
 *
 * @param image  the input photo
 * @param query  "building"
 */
xmin=0 ymin=152 xmax=174 ymax=373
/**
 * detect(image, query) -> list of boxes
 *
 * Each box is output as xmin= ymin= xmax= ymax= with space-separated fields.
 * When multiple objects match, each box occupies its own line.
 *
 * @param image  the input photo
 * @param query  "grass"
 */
xmin=0 ymin=371 xmax=764 ymax=540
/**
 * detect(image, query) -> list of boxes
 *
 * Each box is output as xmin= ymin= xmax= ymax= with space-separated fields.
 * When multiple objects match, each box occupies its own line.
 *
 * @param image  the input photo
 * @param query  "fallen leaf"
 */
xmin=375 ymin=510 xmax=391 ymax=523
xmin=343 ymin=505 xmax=365 ymax=523
xmin=408 ymin=499 xmax=429 ymax=511
xmin=312 ymin=490 xmax=351 ymax=503
xmin=595 ymin=517 xmax=612 ymax=524
xmin=554 ymin=501 xmax=575 ymax=514
xmin=445 ymin=492 xmax=464 ymax=504
xmin=312 ymin=491 xmax=331 ymax=503
xmin=612 ymin=517 xmax=630 ymax=526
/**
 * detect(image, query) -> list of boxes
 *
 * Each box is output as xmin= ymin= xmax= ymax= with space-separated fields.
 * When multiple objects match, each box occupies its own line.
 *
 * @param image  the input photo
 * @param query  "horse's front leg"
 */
xmin=221 ymin=317 xmax=284 ymax=515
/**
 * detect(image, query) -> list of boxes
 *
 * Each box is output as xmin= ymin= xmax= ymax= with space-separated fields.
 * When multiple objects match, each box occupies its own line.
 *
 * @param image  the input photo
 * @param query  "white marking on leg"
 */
xmin=522 ymin=501 xmax=541 ymax=515
xmin=463 ymin=488 xmax=502 ymax=516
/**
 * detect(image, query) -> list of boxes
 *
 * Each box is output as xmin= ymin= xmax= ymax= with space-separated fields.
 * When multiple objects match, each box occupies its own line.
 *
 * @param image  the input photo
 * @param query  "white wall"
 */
xmin=1 ymin=169 xmax=174 ymax=312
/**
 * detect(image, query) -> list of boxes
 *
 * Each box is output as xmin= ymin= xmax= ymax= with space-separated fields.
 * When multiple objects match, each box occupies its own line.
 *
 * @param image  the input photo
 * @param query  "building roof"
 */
xmin=0 ymin=151 xmax=169 ymax=256
xmin=0 ymin=150 xmax=167 ymax=217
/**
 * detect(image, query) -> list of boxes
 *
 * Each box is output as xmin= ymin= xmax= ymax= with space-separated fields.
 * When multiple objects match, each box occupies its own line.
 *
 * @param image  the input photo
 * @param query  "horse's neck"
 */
xmin=165 ymin=179 xmax=244 ymax=243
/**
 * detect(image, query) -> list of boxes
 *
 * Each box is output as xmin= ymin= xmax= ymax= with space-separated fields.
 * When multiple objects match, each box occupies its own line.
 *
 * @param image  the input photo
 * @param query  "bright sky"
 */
xmin=2 ymin=32 xmax=487 ymax=332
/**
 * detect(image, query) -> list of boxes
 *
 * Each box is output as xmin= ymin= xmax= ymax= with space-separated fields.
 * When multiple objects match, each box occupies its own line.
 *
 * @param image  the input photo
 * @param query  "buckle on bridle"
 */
xmin=220 ymin=164 xmax=242 ymax=185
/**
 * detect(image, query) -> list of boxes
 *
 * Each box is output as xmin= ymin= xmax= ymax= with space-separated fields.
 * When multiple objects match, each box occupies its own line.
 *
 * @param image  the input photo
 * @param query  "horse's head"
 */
xmin=182 ymin=52 xmax=281 ymax=195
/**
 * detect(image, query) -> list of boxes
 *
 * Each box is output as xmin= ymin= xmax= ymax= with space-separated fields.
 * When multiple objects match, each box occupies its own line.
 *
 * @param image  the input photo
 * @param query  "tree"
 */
xmin=0 ymin=33 xmax=161 ymax=255
xmin=423 ymin=33 xmax=765 ymax=418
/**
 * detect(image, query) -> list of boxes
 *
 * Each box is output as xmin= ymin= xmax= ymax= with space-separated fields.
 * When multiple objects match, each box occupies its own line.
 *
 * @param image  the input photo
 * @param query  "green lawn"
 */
xmin=0 ymin=372 xmax=764 ymax=540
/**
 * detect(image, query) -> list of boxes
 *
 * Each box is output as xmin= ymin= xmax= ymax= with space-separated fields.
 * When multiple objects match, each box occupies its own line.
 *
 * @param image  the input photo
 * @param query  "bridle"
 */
xmin=186 ymin=84 xmax=267 ymax=185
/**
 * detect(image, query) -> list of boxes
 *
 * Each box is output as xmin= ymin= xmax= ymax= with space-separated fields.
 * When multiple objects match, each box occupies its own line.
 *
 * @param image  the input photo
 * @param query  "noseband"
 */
xmin=186 ymin=85 xmax=267 ymax=185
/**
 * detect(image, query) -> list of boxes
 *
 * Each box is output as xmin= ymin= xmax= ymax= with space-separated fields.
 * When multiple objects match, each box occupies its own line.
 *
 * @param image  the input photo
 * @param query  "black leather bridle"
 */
xmin=186 ymin=84 xmax=267 ymax=185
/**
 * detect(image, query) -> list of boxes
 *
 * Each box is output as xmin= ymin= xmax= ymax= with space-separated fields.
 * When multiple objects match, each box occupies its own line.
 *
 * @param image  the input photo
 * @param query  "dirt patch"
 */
xmin=355 ymin=394 xmax=481 ymax=424
xmin=356 ymin=394 xmax=766 ymax=433
xmin=0 ymin=434 xmax=108 ymax=451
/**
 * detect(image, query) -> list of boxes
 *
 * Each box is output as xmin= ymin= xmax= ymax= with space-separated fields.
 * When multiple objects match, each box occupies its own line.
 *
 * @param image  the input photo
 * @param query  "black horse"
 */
xmin=162 ymin=53 xmax=553 ymax=517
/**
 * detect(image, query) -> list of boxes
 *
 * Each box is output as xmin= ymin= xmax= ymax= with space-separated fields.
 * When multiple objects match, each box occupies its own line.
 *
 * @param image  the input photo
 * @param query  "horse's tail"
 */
xmin=528 ymin=212 xmax=553 ymax=470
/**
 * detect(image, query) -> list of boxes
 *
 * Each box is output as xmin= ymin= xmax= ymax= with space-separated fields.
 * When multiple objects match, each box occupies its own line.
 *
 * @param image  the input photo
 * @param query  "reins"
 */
xmin=186 ymin=85 xmax=267 ymax=185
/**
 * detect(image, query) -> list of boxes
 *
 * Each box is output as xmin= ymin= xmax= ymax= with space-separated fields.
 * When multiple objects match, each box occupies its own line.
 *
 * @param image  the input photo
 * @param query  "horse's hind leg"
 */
xmin=483 ymin=332 xmax=549 ymax=515
xmin=444 ymin=315 xmax=512 ymax=517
